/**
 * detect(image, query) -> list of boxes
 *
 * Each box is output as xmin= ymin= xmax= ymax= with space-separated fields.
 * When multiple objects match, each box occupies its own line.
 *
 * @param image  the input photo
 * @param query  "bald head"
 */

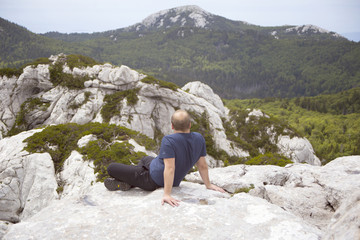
xmin=171 ymin=110 xmax=191 ymax=132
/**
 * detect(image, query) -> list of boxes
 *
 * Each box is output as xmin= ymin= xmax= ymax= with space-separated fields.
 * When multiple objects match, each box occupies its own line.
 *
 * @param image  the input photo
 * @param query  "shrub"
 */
xmin=23 ymin=122 xmax=157 ymax=181
xmin=141 ymin=75 xmax=179 ymax=91
xmin=245 ymin=152 xmax=292 ymax=167
xmin=80 ymin=140 xmax=147 ymax=181
xmin=232 ymin=184 xmax=255 ymax=195
xmin=22 ymin=57 xmax=52 ymax=68
xmin=69 ymin=91 xmax=92 ymax=109
xmin=189 ymin=110 xmax=238 ymax=164
xmin=101 ymin=89 xmax=140 ymax=122
xmin=65 ymin=54 xmax=99 ymax=70
xmin=0 ymin=57 xmax=52 ymax=78
xmin=0 ymin=68 xmax=22 ymax=78
xmin=49 ymin=61 xmax=90 ymax=89
xmin=223 ymin=108 xmax=300 ymax=158
xmin=7 ymin=98 xmax=50 ymax=136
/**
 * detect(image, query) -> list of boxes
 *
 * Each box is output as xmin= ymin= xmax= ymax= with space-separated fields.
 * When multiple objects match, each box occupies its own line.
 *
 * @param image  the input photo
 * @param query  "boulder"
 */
xmin=182 ymin=81 xmax=226 ymax=114
xmin=277 ymin=135 xmax=321 ymax=165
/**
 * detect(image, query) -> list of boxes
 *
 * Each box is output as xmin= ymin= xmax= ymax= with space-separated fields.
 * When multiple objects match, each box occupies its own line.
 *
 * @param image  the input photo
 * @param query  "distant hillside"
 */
xmin=1 ymin=5 xmax=360 ymax=99
xmin=0 ymin=18 xmax=91 ymax=67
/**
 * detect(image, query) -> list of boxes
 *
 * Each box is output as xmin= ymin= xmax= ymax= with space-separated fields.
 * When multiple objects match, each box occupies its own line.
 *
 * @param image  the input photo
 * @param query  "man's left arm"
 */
xmin=162 ymin=157 xmax=180 ymax=207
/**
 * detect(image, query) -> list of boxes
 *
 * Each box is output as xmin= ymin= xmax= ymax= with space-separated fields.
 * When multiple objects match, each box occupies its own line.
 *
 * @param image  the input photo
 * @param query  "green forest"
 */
xmin=1 ymin=17 xmax=359 ymax=99
xmin=225 ymin=88 xmax=360 ymax=163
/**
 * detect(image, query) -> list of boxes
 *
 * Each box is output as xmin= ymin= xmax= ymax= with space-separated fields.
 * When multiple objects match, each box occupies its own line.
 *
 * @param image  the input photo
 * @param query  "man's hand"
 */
xmin=206 ymin=184 xmax=226 ymax=193
xmin=161 ymin=194 xmax=180 ymax=207
xmin=196 ymin=157 xmax=226 ymax=193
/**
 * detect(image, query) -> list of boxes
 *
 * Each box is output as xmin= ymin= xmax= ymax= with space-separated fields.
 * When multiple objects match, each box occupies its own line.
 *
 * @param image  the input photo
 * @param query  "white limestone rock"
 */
xmin=128 ymin=139 xmax=157 ymax=157
xmin=317 ymin=156 xmax=360 ymax=209
xmin=0 ymin=221 xmax=11 ymax=239
xmin=58 ymin=151 xmax=96 ymax=199
xmin=77 ymin=134 xmax=98 ymax=148
xmin=0 ymin=129 xmax=58 ymax=223
xmin=243 ymin=109 xmax=320 ymax=165
xmin=277 ymin=135 xmax=321 ymax=165
xmin=3 ymin=182 xmax=322 ymax=240
xmin=182 ymin=81 xmax=225 ymax=114
xmin=323 ymin=190 xmax=360 ymax=240
xmin=0 ymin=65 xmax=52 ymax=133
xmin=186 ymin=156 xmax=360 ymax=231
xmin=245 ymin=108 xmax=269 ymax=123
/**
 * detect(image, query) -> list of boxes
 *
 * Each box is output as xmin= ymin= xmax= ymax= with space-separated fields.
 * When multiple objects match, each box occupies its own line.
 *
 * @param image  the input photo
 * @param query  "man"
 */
xmin=105 ymin=109 xmax=225 ymax=206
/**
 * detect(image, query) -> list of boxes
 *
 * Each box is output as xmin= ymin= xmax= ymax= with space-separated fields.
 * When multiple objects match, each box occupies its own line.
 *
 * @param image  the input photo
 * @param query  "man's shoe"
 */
xmin=104 ymin=178 xmax=131 ymax=191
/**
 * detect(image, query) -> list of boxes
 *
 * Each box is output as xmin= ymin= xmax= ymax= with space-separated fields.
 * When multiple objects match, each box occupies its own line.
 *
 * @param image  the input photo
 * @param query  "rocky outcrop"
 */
xmin=1 ymin=134 xmax=359 ymax=239
xmin=0 ymin=129 xmax=58 ymax=223
xmin=186 ymin=155 xmax=360 ymax=231
xmin=277 ymin=135 xmax=321 ymax=165
xmin=0 ymin=54 xmax=319 ymax=165
xmin=3 ymin=182 xmax=323 ymax=240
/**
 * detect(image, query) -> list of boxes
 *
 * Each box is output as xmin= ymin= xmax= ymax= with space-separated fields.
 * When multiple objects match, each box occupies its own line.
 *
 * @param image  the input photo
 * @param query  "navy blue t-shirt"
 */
xmin=149 ymin=132 xmax=206 ymax=187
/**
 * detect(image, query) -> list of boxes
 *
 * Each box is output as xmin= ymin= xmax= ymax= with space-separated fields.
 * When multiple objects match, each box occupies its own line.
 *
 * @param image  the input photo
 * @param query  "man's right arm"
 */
xmin=195 ymin=156 xmax=225 ymax=193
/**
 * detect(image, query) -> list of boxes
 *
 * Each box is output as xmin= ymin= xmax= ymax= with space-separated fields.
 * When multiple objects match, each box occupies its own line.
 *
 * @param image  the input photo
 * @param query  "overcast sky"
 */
xmin=1 ymin=0 xmax=359 ymax=41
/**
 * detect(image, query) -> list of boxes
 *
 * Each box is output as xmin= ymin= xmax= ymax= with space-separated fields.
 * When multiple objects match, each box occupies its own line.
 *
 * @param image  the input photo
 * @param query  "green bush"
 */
xmin=141 ymin=75 xmax=179 ymax=91
xmin=222 ymin=108 xmax=300 ymax=158
xmin=23 ymin=122 xmax=157 ymax=181
xmin=49 ymin=61 xmax=90 ymax=89
xmin=225 ymin=96 xmax=360 ymax=163
xmin=22 ymin=57 xmax=52 ymax=68
xmin=80 ymin=140 xmax=146 ymax=181
xmin=101 ymin=89 xmax=139 ymax=122
xmin=189 ymin=111 xmax=240 ymax=164
xmin=69 ymin=91 xmax=92 ymax=109
xmin=0 ymin=68 xmax=23 ymax=78
xmin=0 ymin=57 xmax=52 ymax=78
xmin=246 ymin=152 xmax=292 ymax=167
xmin=232 ymin=184 xmax=255 ymax=195
xmin=7 ymin=98 xmax=50 ymax=136
xmin=65 ymin=54 xmax=99 ymax=70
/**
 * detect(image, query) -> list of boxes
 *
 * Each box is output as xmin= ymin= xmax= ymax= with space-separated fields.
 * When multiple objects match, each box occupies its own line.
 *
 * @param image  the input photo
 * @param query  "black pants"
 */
xmin=107 ymin=156 xmax=160 ymax=191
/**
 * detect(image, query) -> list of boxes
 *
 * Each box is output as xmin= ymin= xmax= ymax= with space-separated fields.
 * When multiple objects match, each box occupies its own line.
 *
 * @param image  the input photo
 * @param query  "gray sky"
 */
xmin=1 ymin=0 xmax=359 ymax=41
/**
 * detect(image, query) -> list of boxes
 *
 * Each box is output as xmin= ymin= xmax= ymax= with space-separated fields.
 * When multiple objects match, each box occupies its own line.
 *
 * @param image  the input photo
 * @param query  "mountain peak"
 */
xmin=284 ymin=24 xmax=343 ymax=38
xmin=130 ymin=5 xmax=213 ymax=31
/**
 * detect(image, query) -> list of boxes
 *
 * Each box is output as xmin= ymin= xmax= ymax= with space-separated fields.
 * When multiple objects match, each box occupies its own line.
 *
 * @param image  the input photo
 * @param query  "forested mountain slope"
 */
xmin=1 ymin=5 xmax=359 ymax=99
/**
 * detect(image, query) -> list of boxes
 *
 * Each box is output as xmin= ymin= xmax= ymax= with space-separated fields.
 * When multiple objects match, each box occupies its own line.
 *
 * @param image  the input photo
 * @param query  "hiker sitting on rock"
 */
xmin=104 ymin=109 xmax=225 ymax=206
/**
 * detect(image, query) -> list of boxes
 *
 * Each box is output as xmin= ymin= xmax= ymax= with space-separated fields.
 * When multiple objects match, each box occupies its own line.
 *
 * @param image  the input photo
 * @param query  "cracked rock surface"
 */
xmin=186 ymin=155 xmax=360 ymax=231
xmin=3 ymin=182 xmax=323 ymax=240
xmin=0 ymin=129 xmax=58 ymax=223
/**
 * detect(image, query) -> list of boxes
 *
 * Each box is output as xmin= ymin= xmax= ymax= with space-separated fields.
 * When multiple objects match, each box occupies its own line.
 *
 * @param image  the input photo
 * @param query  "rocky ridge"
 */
xmin=0 ymin=54 xmax=319 ymax=165
xmin=0 ymin=129 xmax=359 ymax=239
xmin=1 ymin=54 xmax=358 ymax=239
